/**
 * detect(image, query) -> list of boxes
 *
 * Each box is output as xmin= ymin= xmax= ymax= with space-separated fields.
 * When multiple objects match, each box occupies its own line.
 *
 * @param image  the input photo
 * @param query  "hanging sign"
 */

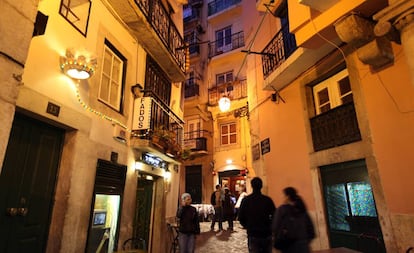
xmin=132 ymin=97 xmax=152 ymax=130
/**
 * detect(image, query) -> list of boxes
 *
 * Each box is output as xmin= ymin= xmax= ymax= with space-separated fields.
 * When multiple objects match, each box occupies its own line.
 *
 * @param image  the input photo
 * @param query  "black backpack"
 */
xmin=210 ymin=192 xmax=216 ymax=206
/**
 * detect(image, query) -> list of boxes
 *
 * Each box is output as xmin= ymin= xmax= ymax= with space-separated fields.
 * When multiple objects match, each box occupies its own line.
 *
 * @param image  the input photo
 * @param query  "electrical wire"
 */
xmin=235 ymin=8 xmax=272 ymax=80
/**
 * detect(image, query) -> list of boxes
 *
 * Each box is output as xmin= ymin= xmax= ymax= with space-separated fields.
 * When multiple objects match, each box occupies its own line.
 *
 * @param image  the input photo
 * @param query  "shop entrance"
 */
xmin=86 ymin=159 xmax=126 ymax=253
xmin=135 ymin=174 xmax=155 ymax=251
xmin=218 ymin=170 xmax=246 ymax=199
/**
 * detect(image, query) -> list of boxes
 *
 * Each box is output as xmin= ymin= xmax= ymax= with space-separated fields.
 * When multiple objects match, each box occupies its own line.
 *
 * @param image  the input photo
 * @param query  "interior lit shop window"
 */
xmin=325 ymin=182 xmax=377 ymax=231
xmin=87 ymin=194 xmax=121 ymax=253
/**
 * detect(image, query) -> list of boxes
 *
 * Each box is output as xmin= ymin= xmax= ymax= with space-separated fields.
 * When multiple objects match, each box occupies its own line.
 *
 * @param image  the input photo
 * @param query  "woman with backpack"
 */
xmin=272 ymin=187 xmax=315 ymax=253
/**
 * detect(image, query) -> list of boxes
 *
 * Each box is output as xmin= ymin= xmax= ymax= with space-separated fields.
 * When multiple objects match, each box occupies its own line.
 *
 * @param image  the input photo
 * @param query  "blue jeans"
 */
xmin=248 ymin=235 xmax=272 ymax=253
xmin=179 ymin=232 xmax=195 ymax=253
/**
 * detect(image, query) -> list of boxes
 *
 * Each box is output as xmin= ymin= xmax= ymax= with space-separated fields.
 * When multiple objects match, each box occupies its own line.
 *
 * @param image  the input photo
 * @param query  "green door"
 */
xmin=321 ymin=159 xmax=386 ymax=253
xmin=0 ymin=113 xmax=64 ymax=253
xmin=136 ymin=175 xmax=154 ymax=249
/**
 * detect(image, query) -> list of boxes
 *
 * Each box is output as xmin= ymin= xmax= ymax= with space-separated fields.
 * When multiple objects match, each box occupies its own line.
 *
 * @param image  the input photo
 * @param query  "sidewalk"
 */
xmin=195 ymin=220 xmax=248 ymax=253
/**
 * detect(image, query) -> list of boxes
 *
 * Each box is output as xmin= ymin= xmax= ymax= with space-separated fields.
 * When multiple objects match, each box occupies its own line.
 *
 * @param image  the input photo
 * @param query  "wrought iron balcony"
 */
xmin=261 ymin=25 xmax=297 ymax=79
xmin=208 ymin=31 xmax=244 ymax=58
xmin=185 ymin=78 xmax=200 ymax=98
xmin=310 ymin=102 xmax=361 ymax=151
xmin=184 ymin=6 xmax=200 ymax=23
xmin=208 ymin=0 xmax=242 ymax=16
xmin=107 ymin=0 xmax=187 ymax=81
xmin=208 ymin=79 xmax=247 ymax=105
xmin=183 ymin=130 xmax=209 ymax=151
xmin=130 ymin=91 xmax=184 ymax=160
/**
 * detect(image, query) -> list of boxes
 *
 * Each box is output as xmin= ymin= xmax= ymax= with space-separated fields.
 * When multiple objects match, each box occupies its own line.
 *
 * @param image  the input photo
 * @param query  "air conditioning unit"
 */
xmin=298 ymin=0 xmax=339 ymax=12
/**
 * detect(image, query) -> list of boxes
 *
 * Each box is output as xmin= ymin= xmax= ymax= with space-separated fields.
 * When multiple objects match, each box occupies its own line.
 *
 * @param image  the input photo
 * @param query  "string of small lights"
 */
xmin=74 ymin=84 xmax=129 ymax=130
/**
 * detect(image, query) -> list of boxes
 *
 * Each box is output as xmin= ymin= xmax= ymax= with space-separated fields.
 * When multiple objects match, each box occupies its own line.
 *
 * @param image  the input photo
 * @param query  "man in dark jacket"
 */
xmin=238 ymin=177 xmax=276 ymax=253
xmin=177 ymin=193 xmax=200 ymax=253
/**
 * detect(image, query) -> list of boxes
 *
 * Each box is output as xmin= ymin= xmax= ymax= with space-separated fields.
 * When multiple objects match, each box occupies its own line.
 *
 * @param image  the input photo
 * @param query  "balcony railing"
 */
xmin=208 ymin=0 xmax=241 ymax=16
xmin=310 ymin=102 xmax=361 ymax=151
xmin=185 ymin=78 xmax=200 ymax=98
xmin=208 ymin=31 xmax=244 ymax=58
xmin=134 ymin=0 xmax=187 ymax=73
xmin=183 ymin=130 xmax=209 ymax=151
xmin=184 ymin=6 xmax=200 ymax=22
xmin=131 ymin=91 xmax=184 ymax=157
xmin=208 ymin=79 xmax=247 ymax=105
xmin=261 ymin=25 xmax=297 ymax=78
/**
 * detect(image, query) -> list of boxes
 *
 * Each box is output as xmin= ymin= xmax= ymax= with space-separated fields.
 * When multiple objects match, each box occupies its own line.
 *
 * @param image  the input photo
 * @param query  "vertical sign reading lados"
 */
xmin=132 ymin=97 xmax=152 ymax=130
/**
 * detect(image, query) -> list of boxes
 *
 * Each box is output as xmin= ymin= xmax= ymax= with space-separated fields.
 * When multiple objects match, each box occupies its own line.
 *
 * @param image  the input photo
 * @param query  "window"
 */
xmin=325 ymin=182 xmax=377 ymax=231
xmin=187 ymin=119 xmax=201 ymax=139
xmin=220 ymin=122 xmax=237 ymax=145
xmin=216 ymin=71 xmax=233 ymax=85
xmin=59 ymin=0 xmax=91 ymax=36
xmin=216 ymin=26 xmax=232 ymax=53
xmin=313 ymin=69 xmax=352 ymax=115
xmin=99 ymin=41 xmax=126 ymax=111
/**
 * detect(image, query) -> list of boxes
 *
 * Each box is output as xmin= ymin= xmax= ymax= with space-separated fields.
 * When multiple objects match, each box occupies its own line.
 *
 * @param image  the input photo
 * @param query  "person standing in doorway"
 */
xmin=210 ymin=184 xmax=224 ymax=235
xmin=176 ymin=193 xmax=200 ymax=253
xmin=235 ymin=184 xmax=248 ymax=220
xmin=238 ymin=177 xmax=276 ymax=253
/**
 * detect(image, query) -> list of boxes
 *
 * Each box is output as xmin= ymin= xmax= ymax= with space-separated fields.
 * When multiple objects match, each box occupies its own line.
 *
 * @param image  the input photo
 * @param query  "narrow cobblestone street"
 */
xmin=195 ymin=221 xmax=248 ymax=253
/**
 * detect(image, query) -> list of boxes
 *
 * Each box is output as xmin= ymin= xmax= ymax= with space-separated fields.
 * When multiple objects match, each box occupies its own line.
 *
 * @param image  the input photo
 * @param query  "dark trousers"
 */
xmin=247 ymin=235 xmax=272 ymax=253
xmin=210 ymin=206 xmax=223 ymax=230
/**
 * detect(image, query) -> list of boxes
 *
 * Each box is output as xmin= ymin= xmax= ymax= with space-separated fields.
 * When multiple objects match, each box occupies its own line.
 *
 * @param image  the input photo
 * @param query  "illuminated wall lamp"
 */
xmin=218 ymin=96 xmax=231 ymax=112
xmin=60 ymin=48 xmax=97 ymax=80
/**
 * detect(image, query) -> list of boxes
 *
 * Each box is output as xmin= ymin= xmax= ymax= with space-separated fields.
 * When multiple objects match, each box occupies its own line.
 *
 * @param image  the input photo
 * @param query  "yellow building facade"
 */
xmin=0 ymin=0 xmax=187 ymax=252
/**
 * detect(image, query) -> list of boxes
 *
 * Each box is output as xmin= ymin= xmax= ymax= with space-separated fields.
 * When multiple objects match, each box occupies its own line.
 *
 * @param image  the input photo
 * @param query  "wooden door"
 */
xmin=0 ymin=113 xmax=64 ymax=253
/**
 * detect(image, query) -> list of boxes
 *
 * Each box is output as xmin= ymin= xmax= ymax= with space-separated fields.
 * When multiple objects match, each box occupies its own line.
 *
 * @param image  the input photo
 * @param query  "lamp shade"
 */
xmin=218 ymin=96 xmax=231 ymax=112
xmin=60 ymin=48 xmax=97 ymax=79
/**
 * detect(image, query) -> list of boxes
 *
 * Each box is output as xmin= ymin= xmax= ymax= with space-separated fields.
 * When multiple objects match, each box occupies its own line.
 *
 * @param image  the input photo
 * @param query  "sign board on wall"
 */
xmin=261 ymin=138 xmax=270 ymax=155
xmin=252 ymin=143 xmax=260 ymax=161
xmin=132 ymin=97 xmax=152 ymax=130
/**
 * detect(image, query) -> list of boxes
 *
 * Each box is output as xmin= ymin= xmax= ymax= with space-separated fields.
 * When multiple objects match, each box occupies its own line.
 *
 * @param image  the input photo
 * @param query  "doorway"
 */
xmin=218 ymin=170 xmax=246 ymax=199
xmin=320 ymin=159 xmax=386 ymax=253
xmin=185 ymin=165 xmax=202 ymax=204
xmin=0 ymin=112 xmax=64 ymax=253
xmin=86 ymin=159 xmax=126 ymax=253
xmin=135 ymin=174 xmax=155 ymax=251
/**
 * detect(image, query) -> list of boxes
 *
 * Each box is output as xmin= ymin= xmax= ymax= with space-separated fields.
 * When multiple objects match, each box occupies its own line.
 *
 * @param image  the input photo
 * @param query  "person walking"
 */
xmin=235 ymin=184 xmax=247 ymax=220
xmin=272 ymin=187 xmax=315 ymax=253
xmin=210 ymin=184 xmax=224 ymax=235
xmin=222 ymin=187 xmax=235 ymax=231
xmin=176 ymin=193 xmax=200 ymax=253
xmin=238 ymin=177 xmax=276 ymax=253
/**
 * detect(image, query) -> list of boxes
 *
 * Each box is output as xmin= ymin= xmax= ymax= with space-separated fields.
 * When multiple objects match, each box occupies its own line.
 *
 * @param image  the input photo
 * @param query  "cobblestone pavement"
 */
xmin=195 ymin=221 xmax=249 ymax=253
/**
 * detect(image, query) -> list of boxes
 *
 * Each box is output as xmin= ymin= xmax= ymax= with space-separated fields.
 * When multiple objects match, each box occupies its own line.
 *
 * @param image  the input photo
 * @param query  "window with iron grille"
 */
xmin=310 ymin=68 xmax=361 ymax=151
xmin=98 ymin=40 xmax=126 ymax=112
xmin=220 ymin=122 xmax=237 ymax=145
xmin=144 ymin=56 xmax=171 ymax=106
